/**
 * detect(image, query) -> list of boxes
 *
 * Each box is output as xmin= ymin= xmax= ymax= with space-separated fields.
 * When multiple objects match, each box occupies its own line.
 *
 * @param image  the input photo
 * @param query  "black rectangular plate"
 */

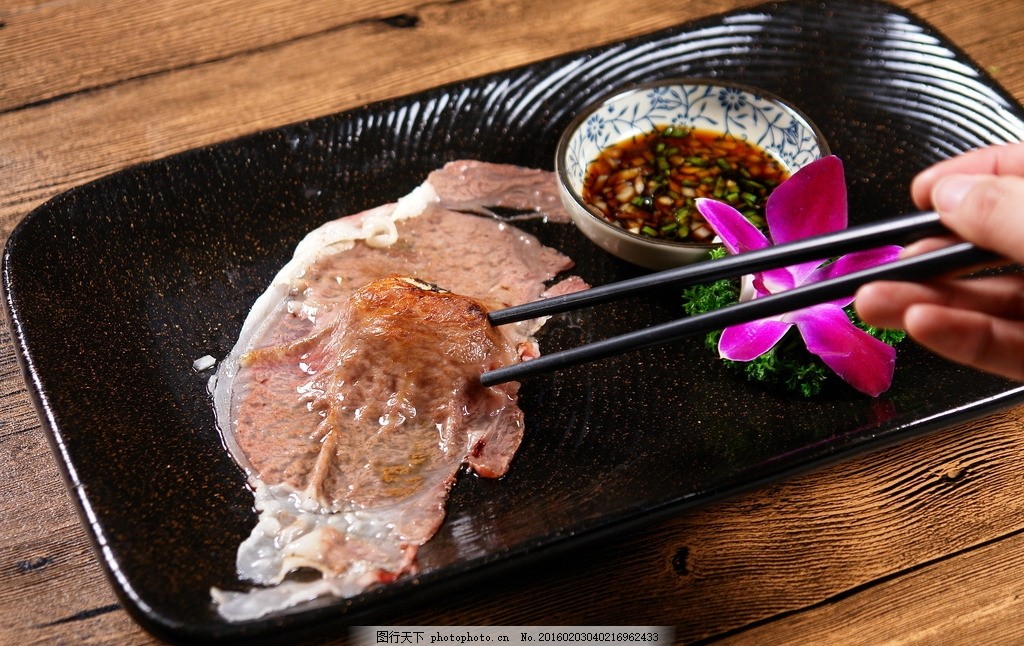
xmin=5 ymin=0 xmax=1024 ymax=641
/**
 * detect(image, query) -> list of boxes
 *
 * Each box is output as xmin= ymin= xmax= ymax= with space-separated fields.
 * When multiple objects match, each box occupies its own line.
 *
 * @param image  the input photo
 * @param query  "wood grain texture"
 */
xmin=0 ymin=0 xmax=770 ymax=231
xmin=0 ymin=0 xmax=417 ymax=111
xmin=1 ymin=0 xmax=1023 ymax=644
xmin=381 ymin=411 xmax=1024 ymax=640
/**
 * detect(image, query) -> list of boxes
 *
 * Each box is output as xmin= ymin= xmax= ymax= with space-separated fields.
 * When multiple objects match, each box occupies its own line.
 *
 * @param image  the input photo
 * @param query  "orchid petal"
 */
xmin=696 ymin=199 xmax=769 ymax=255
xmin=792 ymin=304 xmax=896 ymax=396
xmin=719 ymin=318 xmax=791 ymax=361
xmin=810 ymin=246 xmax=903 ymax=283
xmin=784 ymin=258 xmax=829 ymax=287
xmin=757 ymin=266 xmax=800 ymax=294
xmin=766 ymin=156 xmax=848 ymax=244
xmin=738 ymin=275 xmax=757 ymax=302
xmin=801 ymin=246 xmax=905 ymax=308
xmin=698 ymin=155 xmax=900 ymax=396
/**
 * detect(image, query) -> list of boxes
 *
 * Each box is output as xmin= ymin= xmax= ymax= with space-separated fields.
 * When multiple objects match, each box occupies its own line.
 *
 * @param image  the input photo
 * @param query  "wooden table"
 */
xmin=2 ymin=0 xmax=1023 ymax=643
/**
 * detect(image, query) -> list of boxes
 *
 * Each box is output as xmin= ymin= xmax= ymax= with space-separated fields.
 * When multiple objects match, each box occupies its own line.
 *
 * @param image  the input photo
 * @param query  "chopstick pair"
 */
xmin=479 ymin=211 xmax=1000 ymax=387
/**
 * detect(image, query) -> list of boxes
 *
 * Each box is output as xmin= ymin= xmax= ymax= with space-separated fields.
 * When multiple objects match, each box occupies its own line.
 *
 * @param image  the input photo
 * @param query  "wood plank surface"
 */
xmin=1 ymin=0 xmax=1023 ymax=644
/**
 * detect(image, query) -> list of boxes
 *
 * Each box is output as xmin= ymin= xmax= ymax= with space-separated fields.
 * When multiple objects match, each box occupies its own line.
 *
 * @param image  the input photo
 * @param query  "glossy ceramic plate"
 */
xmin=6 ymin=0 xmax=1024 ymax=641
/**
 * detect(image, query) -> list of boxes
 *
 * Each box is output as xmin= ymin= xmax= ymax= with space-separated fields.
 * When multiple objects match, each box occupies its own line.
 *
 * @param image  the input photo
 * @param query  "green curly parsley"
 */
xmin=681 ymin=247 xmax=906 ymax=397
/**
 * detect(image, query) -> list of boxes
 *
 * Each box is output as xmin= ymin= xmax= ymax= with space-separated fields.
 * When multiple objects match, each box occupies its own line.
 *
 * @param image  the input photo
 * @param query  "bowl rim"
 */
xmin=554 ymin=77 xmax=831 ymax=251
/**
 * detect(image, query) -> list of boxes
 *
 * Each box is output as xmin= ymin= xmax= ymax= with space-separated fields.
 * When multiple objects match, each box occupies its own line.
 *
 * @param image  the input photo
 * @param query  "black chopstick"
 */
xmin=488 ymin=211 xmax=949 ymax=326
xmin=479 ymin=241 xmax=999 ymax=387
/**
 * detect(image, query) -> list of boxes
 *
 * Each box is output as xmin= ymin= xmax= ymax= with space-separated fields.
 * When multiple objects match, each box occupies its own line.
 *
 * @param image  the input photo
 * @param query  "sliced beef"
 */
xmin=212 ymin=162 xmax=588 ymax=620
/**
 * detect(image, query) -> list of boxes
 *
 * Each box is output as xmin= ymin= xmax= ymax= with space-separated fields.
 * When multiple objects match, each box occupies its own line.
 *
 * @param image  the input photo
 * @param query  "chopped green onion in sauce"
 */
xmin=581 ymin=126 xmax=790 ymax=243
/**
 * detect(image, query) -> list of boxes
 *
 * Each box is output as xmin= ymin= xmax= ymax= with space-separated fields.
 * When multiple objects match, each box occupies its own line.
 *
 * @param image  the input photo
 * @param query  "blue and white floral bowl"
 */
xmin=556 ymin=78 xmax=829 ymax=270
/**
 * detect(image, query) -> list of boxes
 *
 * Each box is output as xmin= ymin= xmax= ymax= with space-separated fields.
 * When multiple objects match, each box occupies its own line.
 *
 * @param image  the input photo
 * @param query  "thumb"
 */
xmin=932 ymin=174 xmax=1024 ymax=264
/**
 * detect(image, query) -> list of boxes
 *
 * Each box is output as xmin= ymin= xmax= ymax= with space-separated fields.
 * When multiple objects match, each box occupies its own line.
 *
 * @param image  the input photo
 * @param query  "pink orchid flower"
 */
xmin=695 ymin=155 xmax=901 ymax=396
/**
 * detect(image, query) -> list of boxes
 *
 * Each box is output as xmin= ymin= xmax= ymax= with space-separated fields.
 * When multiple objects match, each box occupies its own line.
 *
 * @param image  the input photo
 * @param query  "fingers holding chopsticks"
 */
xmin=856 ymin=140 xmax=1024 ymax=381
xmin=858 ymin=274 xmax=1024 ymax=328
xmin=482 ymin=142 xmax=1024 ymax=386
xmin=910 ymin=141 xmax=1024 ymax=210
xmin=868 ymin=282 xmax=1024 ymax=382
xmin=912 ymin=143 xmax=1024 ymax=263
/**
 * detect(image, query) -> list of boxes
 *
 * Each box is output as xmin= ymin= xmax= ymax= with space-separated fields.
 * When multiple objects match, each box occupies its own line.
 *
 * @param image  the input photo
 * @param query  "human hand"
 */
xmin=855 ymin=141 xmax=1024 ymax=381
